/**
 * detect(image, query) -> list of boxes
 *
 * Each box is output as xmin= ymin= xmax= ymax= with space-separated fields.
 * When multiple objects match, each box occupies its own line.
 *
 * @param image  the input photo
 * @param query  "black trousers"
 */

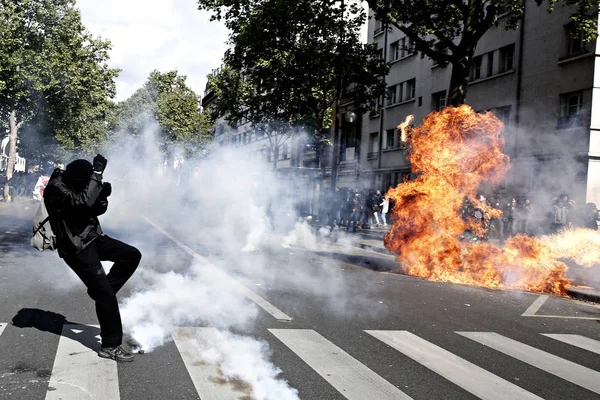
xmin=63 ymin=235 xmax=141 ymax=347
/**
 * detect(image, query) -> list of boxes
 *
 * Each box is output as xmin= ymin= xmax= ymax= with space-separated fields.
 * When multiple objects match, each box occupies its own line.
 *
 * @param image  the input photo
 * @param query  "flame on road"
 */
xmin=384 ymin=105 xmax=572 ymax=295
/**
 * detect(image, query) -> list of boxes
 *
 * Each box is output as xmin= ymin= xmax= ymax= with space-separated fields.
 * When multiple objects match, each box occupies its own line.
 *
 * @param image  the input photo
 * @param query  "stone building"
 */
xmin=347 ymin=5 xmax=600 ymax=205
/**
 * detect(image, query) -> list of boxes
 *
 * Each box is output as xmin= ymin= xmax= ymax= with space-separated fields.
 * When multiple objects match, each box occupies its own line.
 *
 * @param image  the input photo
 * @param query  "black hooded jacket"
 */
xmin=43 ymin=161 xmax=108 ymax=257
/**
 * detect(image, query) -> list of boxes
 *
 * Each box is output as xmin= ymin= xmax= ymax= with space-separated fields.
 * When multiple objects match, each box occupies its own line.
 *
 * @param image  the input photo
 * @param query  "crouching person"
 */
xmin=44 ymin=155 xmax=141 ymax=362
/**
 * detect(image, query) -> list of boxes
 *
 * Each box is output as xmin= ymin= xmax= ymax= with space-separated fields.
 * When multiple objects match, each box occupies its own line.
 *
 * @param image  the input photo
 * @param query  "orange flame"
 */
xmin=384 ymin=105 xmax=570 ymax=295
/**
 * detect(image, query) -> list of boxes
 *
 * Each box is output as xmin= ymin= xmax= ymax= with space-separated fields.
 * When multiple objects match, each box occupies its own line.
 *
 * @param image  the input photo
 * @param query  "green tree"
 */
xmin=367 ymin=0 xmax=600 ymax=106
xmin=0 ymin=0 xmax=119 ymax=198
xmin=113 ymin=70 xmax=209 ymax=160
xmin=199 ymin=0 xmax=386 ymax=172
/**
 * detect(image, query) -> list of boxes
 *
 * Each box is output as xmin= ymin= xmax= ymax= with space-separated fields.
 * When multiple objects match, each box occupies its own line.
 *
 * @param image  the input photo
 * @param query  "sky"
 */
xmin=77 ymin=0 xmax=369 ymax=103
xmin=77 ymin=0 xmax=230 ymax=102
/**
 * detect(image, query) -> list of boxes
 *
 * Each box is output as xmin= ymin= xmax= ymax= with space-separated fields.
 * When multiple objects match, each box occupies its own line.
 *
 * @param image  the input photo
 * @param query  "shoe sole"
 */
xmin=98 ymin=352 xmax=135 ymax=362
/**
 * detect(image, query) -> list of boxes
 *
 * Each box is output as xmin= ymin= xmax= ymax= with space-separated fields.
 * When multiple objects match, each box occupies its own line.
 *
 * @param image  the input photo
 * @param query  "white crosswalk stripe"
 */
xmin=2 ymin=323 xmax=599 ymax=399
xmin=269 ymin=328 xmax=413 ymax=400
xmin=172 ymin=327 xmax=249 ymax=400
xmin=45 ymin=325 xmax=120 ymax=400
xmin=458 ymin=332 xmax=600 ymax=395
xmin=366 ymin=330 xmax=542 ymax=400
xmin=542 ymin=333 xmax=600 ymax=355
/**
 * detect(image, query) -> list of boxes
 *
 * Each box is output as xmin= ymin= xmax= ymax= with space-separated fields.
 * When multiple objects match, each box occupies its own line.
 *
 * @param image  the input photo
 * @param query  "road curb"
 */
xmin=567 ymin=288 xmax=600 ymax=304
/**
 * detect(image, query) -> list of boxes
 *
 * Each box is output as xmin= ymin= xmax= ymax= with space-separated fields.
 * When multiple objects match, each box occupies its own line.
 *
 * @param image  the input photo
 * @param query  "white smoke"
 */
xmin=95 ymin=124 xmax=368 ymax=398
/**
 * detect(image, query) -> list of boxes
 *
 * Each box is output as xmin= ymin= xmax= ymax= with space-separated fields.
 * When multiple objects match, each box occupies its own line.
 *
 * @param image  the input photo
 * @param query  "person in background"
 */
xmin=380 ymin=195 xmax=390 ymax=226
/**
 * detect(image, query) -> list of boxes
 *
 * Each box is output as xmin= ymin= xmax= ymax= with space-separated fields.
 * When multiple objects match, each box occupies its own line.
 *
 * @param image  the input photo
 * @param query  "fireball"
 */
xmin=384 ymin=105 xmax=572 ymax=295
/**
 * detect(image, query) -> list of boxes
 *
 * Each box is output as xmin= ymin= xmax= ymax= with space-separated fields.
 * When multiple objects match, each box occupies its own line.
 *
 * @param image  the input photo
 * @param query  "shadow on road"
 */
xmin=314 ymin=250 xmax=400 ymax=272
xmin=11 ymin=308 xmax=99 ymax=351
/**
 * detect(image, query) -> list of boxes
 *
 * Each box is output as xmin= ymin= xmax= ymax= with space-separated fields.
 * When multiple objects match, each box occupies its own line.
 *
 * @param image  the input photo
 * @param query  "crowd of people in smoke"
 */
xmin=322 ymin=187 xmax=392 ymax=233
xmin=462 ymin=193 xmax=600 ymax=242
xmin=0 ymin=172 xmax=40 ymax=200
xmin=320 ymin=186 xmax=600 ymax=239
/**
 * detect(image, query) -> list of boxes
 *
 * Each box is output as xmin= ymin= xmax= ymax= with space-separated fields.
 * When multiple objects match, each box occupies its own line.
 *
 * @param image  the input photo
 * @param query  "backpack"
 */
xmin=31 ymin=200 xmax=56 ymax=251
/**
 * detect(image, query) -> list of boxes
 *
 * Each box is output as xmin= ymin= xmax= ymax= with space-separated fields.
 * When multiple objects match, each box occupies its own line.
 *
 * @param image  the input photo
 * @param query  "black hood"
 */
xmin=64 ymin=159 xmax=93 ymax=191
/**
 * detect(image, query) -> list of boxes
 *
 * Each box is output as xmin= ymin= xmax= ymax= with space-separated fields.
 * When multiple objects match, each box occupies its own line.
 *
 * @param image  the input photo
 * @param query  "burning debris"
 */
xmin=384 ymin=105 xmax=573 ymax=295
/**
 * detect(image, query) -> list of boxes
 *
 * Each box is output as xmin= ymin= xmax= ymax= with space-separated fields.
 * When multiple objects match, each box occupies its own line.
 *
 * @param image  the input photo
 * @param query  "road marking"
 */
xmin=0 ymin=323 xmax=6 ymax=337
xmin=45 ymin=325 xmax=119 ymax=400
xmin=143 ymin=216 xmax=292 ymax=322
xmin=366 ymin=330 xmax=541 ymax=400
xmin=458 ymin=332 xmax=600 ymax=395
xmin=172 ymin=327 xmax=246 ymax=400
xmin=522 ymin=295 xmax=548 ymax=316
xmin=542 ymin=334 xmax=600 ymax=355
xmin=269 ymin=329 xmax=412 ymax=400
xmin=522 ymin=294 xmax=600 ymax=320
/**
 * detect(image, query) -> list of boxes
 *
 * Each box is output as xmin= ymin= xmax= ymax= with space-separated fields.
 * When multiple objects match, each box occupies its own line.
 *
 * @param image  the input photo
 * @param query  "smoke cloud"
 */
xmin=88 ymin=121 xmax=369 ymax=399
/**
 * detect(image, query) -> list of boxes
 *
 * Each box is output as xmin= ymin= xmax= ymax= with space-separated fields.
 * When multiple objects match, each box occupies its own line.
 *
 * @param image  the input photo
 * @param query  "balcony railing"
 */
xmin=367 ymin=152 xmax=378 ymax=160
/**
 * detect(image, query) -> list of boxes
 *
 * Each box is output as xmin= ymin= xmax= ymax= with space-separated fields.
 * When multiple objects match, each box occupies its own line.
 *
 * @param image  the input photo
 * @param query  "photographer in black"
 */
xmin=44 ymin=155 xmax=141 ymax=362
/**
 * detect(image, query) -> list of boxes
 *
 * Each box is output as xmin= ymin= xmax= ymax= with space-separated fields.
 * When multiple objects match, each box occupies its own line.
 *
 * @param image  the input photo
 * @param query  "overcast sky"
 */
xmin=77 ymin=0 xmax=369 ymax=102
xmin=77 ymin=0 xmax=230 ymax=102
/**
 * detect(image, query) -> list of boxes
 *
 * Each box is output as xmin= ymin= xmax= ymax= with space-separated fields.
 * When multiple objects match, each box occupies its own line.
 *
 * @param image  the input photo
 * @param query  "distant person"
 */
xmin=380 ymin=196 xmax=390 ymax=226
xmin=44 ymin=155 xmax=141 ymax=362
xmin=582 ymin=203 xmax=599 ymax=230
xmin=553 ymin=194 xmax=573 ymax=231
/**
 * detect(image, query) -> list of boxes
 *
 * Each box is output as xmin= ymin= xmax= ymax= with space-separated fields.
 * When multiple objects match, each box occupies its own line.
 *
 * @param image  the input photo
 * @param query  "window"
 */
xmin=377 ymin=48 xmax=384 ymax=60
xmin=418 ymin=96 xmax=423 ymax=107
xmin=487 ymin=52 xmax=494 ymax=77
xmin=470 ymin=55 xmax=483 ymax=80
xmin=432 ymin=91 xmax=447 ymax=111
xmin=561 ymin=91 xmax=583 ymax=117
xmin=374 ymin=19 xmax=384 ymax=36
xmin=387 ymin=85 xmax=398 ymax=105
xmin=397 ymin=82 xmax=404 ymax=102
xmin=406 ymin=78 xmax=416 ymax=100
xmin=567 ymin=29 xmax=586 ymax=55
xmin=558 ymin=91 xmax=584 ymax=128
xmin=407 ymin=38 xmax=415 ymax=55
xmin=368 ymin=133 xmax=379 ymax=159
xmin=390 ymin=37 xmax=414 ymax=61
xmin=499 ymin=44 xmax=515 ymax=73
xmin=385 ymin=129 xmax=395 ymax=149
xmin=390 ymin=40 xmax=401 ymax=61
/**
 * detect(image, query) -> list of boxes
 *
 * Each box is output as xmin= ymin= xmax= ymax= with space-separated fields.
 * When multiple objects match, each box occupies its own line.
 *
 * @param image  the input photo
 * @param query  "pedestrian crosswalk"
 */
xmin=542 ymin=333 xmax=600 ymax=355
xmin=365 ymin=330 xmax=542 ymax=400
xmin=458 ymin=331 xmax=600 ymax=395
xmin=1 ymin=322 xmax=600 ymax=399
xmin=45 ymin=325 xmax=119 ymax=400
xmin=269 ymin=329 xmax=411 ymax=400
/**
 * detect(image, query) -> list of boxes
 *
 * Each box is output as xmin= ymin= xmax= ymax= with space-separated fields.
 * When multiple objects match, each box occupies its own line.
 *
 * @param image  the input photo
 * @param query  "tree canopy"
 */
xmin=199 ymin=0 xmax=386 ymax=168
xmin=367 ymin=0 xmax=600 ymax=106
xmin=113 ymin=70 xmax=209 ymax=158
xmin=0 ymin=0 xmax=119 ymax=197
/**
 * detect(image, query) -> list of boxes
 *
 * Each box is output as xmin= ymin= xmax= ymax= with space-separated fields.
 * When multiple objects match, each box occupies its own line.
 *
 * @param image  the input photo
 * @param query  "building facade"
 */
xmin=355 ymin=5 xmax=600 ymax=205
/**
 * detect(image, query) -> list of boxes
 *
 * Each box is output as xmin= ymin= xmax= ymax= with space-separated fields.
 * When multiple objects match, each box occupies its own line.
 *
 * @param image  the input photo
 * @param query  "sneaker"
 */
xmin=98 ymin=345 xmax=135 ymax=362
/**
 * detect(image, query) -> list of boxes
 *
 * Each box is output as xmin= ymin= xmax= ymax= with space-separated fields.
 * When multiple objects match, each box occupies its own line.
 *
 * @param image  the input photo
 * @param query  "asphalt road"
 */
xmin=1 ymin=200 xmax=600 ymax=400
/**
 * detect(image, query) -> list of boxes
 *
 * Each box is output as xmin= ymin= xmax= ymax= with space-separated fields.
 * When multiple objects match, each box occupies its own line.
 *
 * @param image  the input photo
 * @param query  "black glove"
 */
xmin=101 ymin=182 xmax=112 ymax=198
xmin=93 ymin=154 xmax=108 ymax=172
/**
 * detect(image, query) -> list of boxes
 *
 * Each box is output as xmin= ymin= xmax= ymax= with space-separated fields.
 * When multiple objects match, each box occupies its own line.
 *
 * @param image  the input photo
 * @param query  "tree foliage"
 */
xmin=0 ymin=0 xmax=118 ymax=146
xmin=367 ymin=0 xmax=600 ymax=106
xmin=113 ymin=70 xmax=209 ymax=157
xmin=0 ymin=0 xmax=119 ymax=197
xmin=199 ymin=0 xmax=386 ymax=168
